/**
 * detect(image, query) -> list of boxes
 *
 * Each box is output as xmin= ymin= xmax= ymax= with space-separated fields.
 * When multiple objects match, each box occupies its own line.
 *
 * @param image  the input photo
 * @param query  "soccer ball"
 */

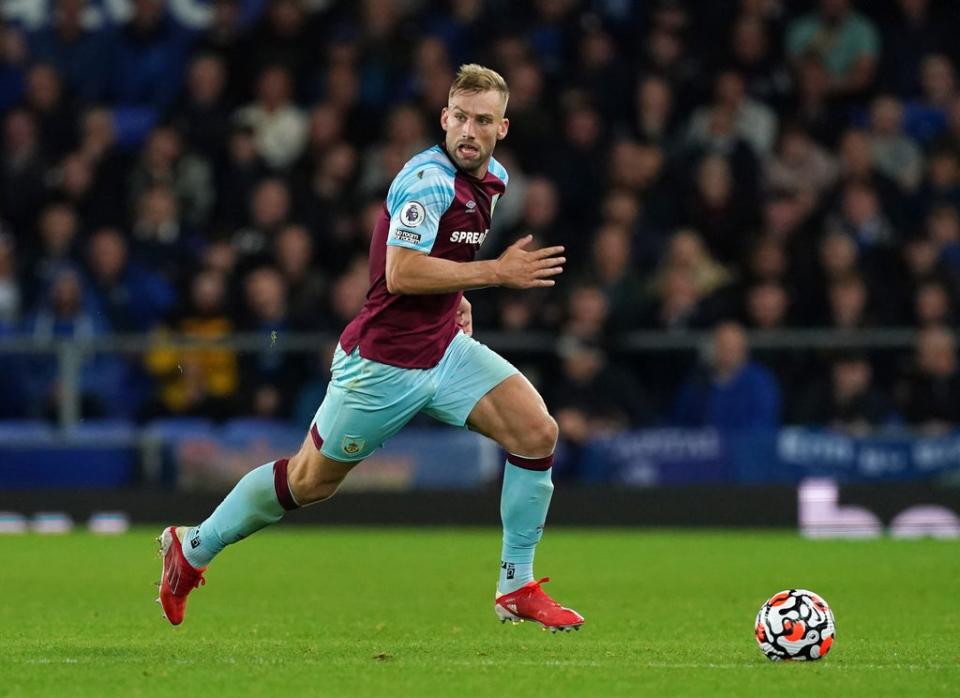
xmin=755 ymin=589 xmax=835 ymax=661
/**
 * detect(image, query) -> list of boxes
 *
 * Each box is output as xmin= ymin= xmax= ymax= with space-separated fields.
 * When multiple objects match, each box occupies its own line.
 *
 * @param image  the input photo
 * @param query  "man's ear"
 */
xmin=497 ymin=117 xmax=509 ymax=141
xmin=440 ymin=106 xmax=449 ymax=132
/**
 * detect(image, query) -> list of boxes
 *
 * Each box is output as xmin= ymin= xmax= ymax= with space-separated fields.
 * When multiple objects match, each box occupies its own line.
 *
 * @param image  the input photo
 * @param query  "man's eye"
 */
xmin=457 ymin=113 xmax=467 ymax=122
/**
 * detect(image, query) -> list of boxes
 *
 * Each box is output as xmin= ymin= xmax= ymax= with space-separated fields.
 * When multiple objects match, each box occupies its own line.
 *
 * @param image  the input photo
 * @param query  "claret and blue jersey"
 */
xmin=339 ymin=144 xmax=509 ymax=369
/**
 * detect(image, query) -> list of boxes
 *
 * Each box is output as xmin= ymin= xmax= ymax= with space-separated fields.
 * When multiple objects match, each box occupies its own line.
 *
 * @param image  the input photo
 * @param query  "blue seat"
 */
xmin=221 ymin=418 xmax=302 ymax=449
xmin=143 ymin=417 xmax=216 ymax=444
xmin=0 ymin=420 xmax=55 ymax=442
xmin=64 ymin=419 xmax=137 ymax=444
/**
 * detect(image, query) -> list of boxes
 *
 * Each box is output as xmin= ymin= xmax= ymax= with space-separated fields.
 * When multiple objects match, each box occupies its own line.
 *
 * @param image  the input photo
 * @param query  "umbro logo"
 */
xmin=466 ymin=200 xmax=477 ymax=212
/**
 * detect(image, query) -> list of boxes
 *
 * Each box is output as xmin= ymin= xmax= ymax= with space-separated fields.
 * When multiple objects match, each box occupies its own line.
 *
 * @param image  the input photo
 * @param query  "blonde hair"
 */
xmin=449 ymin=64 xmax=509 ymax=105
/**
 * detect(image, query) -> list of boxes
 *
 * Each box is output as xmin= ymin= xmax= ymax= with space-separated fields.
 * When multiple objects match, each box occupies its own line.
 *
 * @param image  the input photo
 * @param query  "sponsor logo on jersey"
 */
xmin=393 ymin=229 xmax=422 ymax=245
xmin=450 ymin=229 xmax=489 ymax=245
xmin=399 ymin=201 xmax=426 ymax=227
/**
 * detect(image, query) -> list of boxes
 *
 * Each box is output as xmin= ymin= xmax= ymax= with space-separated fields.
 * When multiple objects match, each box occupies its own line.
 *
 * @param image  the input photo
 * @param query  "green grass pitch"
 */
xmin=0 ymin=528 xmax=957 ymax=697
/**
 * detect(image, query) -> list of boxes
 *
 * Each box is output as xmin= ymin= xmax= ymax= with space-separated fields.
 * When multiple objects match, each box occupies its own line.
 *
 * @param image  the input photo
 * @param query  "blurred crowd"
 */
xmin=2 ymin=0 xmax=960 ymax=443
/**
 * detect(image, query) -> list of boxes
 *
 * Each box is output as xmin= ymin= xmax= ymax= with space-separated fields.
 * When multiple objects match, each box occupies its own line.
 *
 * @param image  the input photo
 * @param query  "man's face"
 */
xmin=441 ymin=89 xmax=508 ymax=176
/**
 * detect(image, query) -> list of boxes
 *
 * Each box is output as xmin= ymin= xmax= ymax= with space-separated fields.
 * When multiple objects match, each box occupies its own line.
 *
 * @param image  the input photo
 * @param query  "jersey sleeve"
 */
xmin=385 ymin=165 xmax=455 ymax=254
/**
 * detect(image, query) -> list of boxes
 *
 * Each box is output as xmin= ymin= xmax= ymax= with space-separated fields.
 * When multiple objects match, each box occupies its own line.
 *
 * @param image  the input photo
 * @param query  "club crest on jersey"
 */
xmin=341 ymin=436 xmax=365 ymax=455
xmin=450 ymin=228 xmax=489 ymax=245
xmin=399 ymin=201 xmax=426 ymax=227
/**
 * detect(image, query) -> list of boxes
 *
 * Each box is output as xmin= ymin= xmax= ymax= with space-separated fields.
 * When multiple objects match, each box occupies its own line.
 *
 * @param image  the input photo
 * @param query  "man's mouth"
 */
xmin=458 ymin=143 xmax=480 ymax=157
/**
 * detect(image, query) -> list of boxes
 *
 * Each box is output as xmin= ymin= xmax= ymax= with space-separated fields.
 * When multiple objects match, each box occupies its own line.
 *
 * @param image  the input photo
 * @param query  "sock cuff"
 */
xmin=506 ymin=452 xmax=554 ymax=471
xmin=272 ymin=458 xmax=299 ymax=511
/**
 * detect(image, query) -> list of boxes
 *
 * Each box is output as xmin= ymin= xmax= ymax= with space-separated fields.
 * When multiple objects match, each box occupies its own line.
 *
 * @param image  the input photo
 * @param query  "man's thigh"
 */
xmin=422 ymin=332 xmax=519 ymax=427
xmin=312 ymin=345 xmax=431 ymax=461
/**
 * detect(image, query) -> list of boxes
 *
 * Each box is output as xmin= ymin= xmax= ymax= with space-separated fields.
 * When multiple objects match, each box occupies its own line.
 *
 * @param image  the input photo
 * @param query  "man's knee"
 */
xmin=516 ymin=414 xmax=559 ymax=457
xmin=286 ymin=448 xmax=349 ymax=505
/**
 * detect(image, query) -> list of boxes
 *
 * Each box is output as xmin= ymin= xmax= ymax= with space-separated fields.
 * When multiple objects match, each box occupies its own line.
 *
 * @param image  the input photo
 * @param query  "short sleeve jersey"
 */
xmin=339 ymin=144 xmax=508 ymax=368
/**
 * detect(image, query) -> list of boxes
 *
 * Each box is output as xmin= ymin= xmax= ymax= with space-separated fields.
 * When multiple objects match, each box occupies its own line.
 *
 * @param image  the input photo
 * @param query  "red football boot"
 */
xmin=494 ymin=577 xmax=584 ymax=633
xmin=156 ymin=526 xmax=206 ymax=625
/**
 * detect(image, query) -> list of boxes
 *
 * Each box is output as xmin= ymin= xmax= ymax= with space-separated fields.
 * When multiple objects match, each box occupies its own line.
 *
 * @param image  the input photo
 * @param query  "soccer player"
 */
xmin=158 ymin=64 xmax=584 ymax=632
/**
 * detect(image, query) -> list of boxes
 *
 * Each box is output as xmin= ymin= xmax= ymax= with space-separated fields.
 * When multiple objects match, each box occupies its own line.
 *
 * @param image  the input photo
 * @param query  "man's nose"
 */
xmin=461 ymin=118 xmax=476 ymax=137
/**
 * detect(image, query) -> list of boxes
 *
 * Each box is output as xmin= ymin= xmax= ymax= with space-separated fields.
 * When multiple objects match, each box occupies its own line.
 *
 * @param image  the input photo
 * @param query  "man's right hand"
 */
xmin=495 ymin=235 xmax=565 ymax=289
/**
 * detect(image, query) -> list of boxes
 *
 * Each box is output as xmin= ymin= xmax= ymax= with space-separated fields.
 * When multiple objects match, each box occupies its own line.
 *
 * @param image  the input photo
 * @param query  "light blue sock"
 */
xmin=498 ymin=462 xmax=554 ymax=594
xmin=182 ymin=460 xmax=297 ymax=569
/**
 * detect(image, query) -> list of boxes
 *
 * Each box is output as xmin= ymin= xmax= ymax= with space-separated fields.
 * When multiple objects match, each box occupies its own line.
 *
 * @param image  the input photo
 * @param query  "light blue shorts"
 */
xmin=311 ymin=331 xmax=518 ymax=462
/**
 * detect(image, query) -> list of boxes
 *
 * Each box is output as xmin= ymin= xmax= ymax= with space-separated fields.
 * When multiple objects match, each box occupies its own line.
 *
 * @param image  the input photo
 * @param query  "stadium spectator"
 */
xmin=234 ymin=64 xmax=308 ymax=170
xmin=26 ymin=201 xmax=81 ymax=304
xmin=913 ymin=150 xmax=960 ymax=219
xmin=671 ymin=321 xmax=781 ymax=430
xmin=897 ymin=324 xmax=960 ymax=433
xmin=645 ymin=229 xmax=733 ymax=330
xmin=296 ymin=141 xmax=359 ymax=252
xmin=188 ymin=0 xmax=246 ymax=103
xmin=106 ymin=0 xmax=192 ymax=110
xmin=238 ymin=266 xmax=305 ymax=419
xmin=75 ymin=108 xmax=130 ymax=223
xmin=143 ymin=269 xmax=238 ymax=420
xmin=27 ymin=0 xmax=110 ymax=103
xmin=130 ymin=183 xmax=202 ymax=285
xmin=868 ymin=94 xmax=923 ymax=193
xmin=727 ymin=12 xmax=791 ymax=109
xmin=586 ymin=223 xmax=644 ymax=330
xmin=825 ymin=272 xmax=872 ymax=329
xmin=231 ymin=177 xmax=291 ymax=266
xmin=562 ymin=283 xmax=611 ymax=345
xmin=85 ymin=226 xmax=175 ymax=332
xmin=834 ymin=128 xmax=904 ymax=227
xmin=630 ymin=75 xmax=679 ymax=151
xmin=502 ymin=60 xmax=553 ymax=171
xmin=793 ymin=351 xmax=899 ymax=435
xmin=765 ymin=123 xmax=839 ymax=197
xmin=236 ymin=0 xmax=314 ymax=98
xmin=504 ymin=176 xmax=571 ymax=265
xmin=930 ymin=94 xmax=960 ymax=156
xmin=917 ymin=53 xmax=957 ymax=112
xmin=22 ymin=62 xmax=76 ymax=161
xmin=686 ymin=69 xmax=778 ymax=157
xmin=913 ymin=279 xmax=955 ymax=328
xmin=128 ymin=125 xmax=214 ymax=229
xmin=786 ymin=53 xmax=847 ymax=147
xmin=682 ymin=153 xmax=759 ymax=265
xmin=879 ymin=0 xmax=950 ymax=99
xmin=48 ymin=151 xmax=114 ymax=229
xmin=548 ymin=336 xmax=648 ymax=447
xmin=20 ymin=266 xmax=113 ymax=418
xmin=785 ymin=0 xmax=880 ymax=99
xmin=744 ymin=281 xmax=790 ymax=330
xmin=1 ymin=108 xmax=47 ymax=235
xmin=272 ymin=223 xmax=327 ymax=330
xmin=829 ymin=181 xmax=896 ymax=252
xmin=548 ymin=100 xmax=606 ymax=232
xmin=573 ymin=25 xmax=631 ymax=122
xmin=356 ymin=103 xmax=430 ymax=199
xmin=170 ymin=53 xmax=233 ymax=167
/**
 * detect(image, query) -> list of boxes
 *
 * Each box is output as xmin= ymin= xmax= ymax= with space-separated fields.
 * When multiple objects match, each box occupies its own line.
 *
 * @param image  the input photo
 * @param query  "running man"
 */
xmin=158 ymin=64 xmax=584 ymax=632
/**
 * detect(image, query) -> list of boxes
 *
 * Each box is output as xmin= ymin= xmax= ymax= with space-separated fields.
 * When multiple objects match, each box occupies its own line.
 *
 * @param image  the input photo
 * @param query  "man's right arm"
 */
xmin=385 ymin=236 xmax=565 ymax=295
